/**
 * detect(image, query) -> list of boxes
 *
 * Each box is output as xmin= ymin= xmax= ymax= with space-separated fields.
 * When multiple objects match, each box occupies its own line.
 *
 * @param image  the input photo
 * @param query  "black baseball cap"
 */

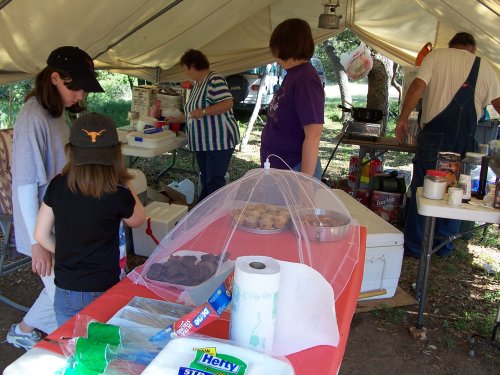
xmin=70 ymin=113 xmax=119 ymax=165
xmin=47 ymin=46 xmax=104 ymax=93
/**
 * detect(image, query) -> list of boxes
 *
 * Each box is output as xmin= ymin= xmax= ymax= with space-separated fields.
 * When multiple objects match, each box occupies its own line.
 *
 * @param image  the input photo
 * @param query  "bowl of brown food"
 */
xmin=298 ymin=208 xmax=351 ymax=242
xmin=145 ymin=250 xmax=233 ymax=290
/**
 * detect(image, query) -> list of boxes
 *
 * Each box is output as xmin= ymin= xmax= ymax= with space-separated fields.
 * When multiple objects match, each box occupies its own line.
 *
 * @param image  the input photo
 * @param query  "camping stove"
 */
xmin=342 ymin=119 xmax=382 ymax=140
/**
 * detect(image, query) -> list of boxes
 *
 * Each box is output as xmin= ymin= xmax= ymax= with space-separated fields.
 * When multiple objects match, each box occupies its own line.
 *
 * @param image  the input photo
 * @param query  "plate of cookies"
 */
xmin=231 ymin=203 xmax=291 ymax=234
xmin=145 ymin=250 xmax=233 ymax=290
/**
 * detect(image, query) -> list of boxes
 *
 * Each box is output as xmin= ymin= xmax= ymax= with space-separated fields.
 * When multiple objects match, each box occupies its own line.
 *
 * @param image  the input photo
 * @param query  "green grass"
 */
xmin=372 ymin=305 xmax=406 ymax=324
xmin=87 ymin=99 xmax=131 ymax=128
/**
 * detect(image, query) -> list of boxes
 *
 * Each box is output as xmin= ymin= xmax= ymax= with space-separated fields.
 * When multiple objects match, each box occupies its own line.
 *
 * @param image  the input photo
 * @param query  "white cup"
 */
xmin=447 ymin=187 xmax=463 ymax=206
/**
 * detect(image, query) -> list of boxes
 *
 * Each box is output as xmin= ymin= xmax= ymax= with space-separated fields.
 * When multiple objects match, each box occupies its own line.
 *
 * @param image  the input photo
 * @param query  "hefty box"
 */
xmin=370 ymin=190 xmax=404 ymax=224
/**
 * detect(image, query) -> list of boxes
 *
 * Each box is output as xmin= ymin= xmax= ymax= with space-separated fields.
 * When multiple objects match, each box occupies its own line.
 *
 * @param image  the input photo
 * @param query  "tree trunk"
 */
xmin=367 ymin=54 xmax=392 ymax=135
xmin=323 ymin=41 xmax=351 ymax=121
xmin=391 ymin=63 xmax=402 ymax=104
xmin=239 ymin=65 xmax=269 ymax=151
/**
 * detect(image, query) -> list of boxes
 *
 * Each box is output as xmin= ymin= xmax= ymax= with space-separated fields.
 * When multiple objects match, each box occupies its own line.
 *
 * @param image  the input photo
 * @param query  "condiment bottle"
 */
xmin=495 ymin=180 xmax=500 ymax=209
xmin=369 ymin=156 xmax=383 ymax=180
xmin=348 ymin=153 xmax=359 ymax=189
xmin=360 ymin=153 xmax=370 ymax=187
xmin=458 ymin=174 xmax=472 ymax=203
xmin=477 ymin=155 xmax=492 ymax=199
xmin=423 ymin=170 xmax=448 ymax=200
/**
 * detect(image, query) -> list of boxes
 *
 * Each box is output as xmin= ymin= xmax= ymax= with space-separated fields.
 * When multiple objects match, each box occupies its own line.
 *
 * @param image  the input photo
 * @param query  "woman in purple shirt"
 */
xmin=260 ymin=18 xmax=325 ymax=179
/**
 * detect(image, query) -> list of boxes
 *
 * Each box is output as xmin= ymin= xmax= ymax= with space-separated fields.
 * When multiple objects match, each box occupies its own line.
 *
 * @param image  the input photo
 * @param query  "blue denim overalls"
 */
xmin=404 ymin=57 xmax=480 ymax=257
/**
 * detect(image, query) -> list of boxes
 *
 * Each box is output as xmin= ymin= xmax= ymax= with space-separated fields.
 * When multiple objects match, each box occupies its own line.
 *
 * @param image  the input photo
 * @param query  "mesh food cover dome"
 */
xmin=129 ymin=167 xmax=361 ymax=304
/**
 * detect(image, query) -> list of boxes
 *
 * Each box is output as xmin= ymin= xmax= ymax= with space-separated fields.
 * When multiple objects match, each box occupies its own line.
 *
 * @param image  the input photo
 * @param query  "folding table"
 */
xmin=415 ymin=187 xmax=500 ymax=328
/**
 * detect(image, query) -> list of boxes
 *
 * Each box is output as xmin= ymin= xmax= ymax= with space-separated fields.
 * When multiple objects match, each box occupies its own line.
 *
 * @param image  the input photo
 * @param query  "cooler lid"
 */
xmin=332 ymin=189 xmax=403 ymax=247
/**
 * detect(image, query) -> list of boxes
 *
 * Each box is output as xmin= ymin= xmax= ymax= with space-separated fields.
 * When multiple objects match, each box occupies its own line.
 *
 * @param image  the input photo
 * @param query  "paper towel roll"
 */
xmin=229 ymin=256 xmax=280 ymax=354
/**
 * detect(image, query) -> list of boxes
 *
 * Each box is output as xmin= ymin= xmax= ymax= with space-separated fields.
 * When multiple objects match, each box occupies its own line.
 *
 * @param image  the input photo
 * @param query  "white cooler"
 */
xmin=333 ymin=189 xmax=404 ymax=300
xmin=132 ymin=201 xmax=188 ymax=257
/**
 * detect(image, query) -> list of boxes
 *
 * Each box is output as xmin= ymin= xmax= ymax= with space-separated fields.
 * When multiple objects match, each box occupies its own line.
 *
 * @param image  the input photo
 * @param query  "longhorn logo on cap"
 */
xmin=82 ymin=128 xmax=106 ymax=143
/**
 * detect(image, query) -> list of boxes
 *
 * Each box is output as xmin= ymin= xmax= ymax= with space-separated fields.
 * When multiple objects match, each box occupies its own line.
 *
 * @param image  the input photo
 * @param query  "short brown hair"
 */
xmin=25 ymin=67 xmax=86 ymax=118
xmin=179 ymin=49 xmax=210 ymax=70
xmin=448 ymin=32 xmax=476 ymax=48
xmin=269 ymin=18 xmax=315 ymax=61
xmin=62 ymin=144 xmax=132 ymax=199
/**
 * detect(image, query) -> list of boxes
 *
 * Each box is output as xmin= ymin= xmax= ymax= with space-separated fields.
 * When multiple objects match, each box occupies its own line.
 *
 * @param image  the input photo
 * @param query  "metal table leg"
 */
xmin=155 ymin=148 xmax=198 ymax=182
xmin=415 ymin=215 xmax=436 ymax=328
xmin=414 ymin=218 xmax=490 ymax=328
xmin=155 ymin=150 xmax=178 ymax=181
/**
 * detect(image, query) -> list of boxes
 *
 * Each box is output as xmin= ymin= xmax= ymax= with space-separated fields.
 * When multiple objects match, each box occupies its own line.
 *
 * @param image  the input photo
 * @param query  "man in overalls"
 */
xmin=396 ymin=32 xmax=500 ymax=258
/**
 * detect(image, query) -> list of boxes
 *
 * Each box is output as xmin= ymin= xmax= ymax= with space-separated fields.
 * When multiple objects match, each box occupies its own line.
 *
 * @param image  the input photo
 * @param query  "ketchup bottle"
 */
xmin=369 ymin=157 xmax=383 ymax=180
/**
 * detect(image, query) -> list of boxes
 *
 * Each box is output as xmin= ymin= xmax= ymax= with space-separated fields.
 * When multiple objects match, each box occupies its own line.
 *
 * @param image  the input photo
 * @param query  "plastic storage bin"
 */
xmin=127 ymin=128 xmax=176 ymax=148
xmin=133 ymin=201 xmax=188 ymax=257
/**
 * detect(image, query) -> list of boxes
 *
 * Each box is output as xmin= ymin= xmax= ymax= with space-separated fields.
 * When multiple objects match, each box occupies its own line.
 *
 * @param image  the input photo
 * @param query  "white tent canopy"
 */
xmin=0 ymin=0 xmax=498 ymax=85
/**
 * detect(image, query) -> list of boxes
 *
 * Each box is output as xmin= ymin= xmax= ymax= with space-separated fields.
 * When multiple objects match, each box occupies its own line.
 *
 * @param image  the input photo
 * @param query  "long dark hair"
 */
xmin=25 ymin=67 xmax=86 ymax=117
xmin=62 ymin=144 xmax=132 ymax=199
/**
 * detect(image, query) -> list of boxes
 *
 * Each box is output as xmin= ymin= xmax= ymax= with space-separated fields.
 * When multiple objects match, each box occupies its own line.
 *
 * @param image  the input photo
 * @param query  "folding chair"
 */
xmin=0 ymin=128 xmax=30 ymax=312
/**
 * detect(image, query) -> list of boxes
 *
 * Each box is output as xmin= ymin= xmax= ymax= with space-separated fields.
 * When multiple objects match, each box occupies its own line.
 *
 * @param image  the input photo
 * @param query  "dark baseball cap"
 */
xmin=70 ymin=113 xmax=119 ymax=165
xmin=47 ymin=46 xmax=104 ymax=93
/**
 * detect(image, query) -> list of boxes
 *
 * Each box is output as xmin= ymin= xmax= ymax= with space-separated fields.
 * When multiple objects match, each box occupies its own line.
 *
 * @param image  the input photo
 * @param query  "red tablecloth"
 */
xmin=37 ymin=228 xmax=366 ymax=375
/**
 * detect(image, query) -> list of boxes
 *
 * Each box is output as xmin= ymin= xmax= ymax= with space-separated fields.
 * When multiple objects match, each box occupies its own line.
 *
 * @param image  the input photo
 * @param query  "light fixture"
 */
xmin=318 ymin=1 xmax=342 ymax=29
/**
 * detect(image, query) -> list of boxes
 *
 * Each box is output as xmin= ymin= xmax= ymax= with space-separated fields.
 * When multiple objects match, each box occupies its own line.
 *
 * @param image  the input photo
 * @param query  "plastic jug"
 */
xmin=178 ymin=179 xmax=195 ymax=204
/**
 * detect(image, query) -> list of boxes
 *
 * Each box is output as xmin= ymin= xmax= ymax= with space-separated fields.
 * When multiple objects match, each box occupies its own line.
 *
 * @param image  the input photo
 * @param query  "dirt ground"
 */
xmin=1 ymin=248 xmax=498 ymax=374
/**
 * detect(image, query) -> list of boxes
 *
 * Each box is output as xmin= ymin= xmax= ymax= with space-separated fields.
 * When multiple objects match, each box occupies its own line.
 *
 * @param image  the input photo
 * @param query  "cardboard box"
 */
xmin=336 ymin=179 xmax=371 ymax=207
xmin=436 ymin=152 xmax=461 ymax=186
xmin=370 ymin=190 xmax=404 ymax=224
xmin=132 ymin=85 xmax=158 ymax=118
xmin=147 ymin=186 xmax=196 ymax=210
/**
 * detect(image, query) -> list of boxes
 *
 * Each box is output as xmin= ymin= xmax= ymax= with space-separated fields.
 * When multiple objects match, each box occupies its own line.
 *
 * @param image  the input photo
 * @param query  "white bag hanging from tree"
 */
xmin=340 ymin=42 xmax=373 ymax=81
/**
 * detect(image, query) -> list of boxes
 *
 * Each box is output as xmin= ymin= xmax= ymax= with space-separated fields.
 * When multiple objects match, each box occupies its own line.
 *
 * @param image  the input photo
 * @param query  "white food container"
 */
xmin=127 ymin=128 xmax=176 ymax=149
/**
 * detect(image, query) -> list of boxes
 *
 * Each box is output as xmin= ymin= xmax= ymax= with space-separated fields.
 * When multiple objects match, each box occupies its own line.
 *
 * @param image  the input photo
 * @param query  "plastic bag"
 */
xmin=58 ymin=315 xmax=170 ymax=375
xmin=340 ymin=42 xmax=373 ymax=80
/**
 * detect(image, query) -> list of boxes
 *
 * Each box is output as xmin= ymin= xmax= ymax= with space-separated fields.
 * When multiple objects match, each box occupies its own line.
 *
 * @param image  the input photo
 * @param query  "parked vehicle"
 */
xmin=227 ymin=58 xmax=325 ymax=111
xmin=226 ymin=63 xmax=284 ymax=111
xmin=310 ymin=57 xmax=326 ymax=88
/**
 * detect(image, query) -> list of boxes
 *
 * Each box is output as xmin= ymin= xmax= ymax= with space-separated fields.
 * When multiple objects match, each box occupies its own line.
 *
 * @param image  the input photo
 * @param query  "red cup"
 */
xmin=155 ymin=120 xmax=165 ymax=128
xmin=170 ymin=123 xmax=181 ymax=132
